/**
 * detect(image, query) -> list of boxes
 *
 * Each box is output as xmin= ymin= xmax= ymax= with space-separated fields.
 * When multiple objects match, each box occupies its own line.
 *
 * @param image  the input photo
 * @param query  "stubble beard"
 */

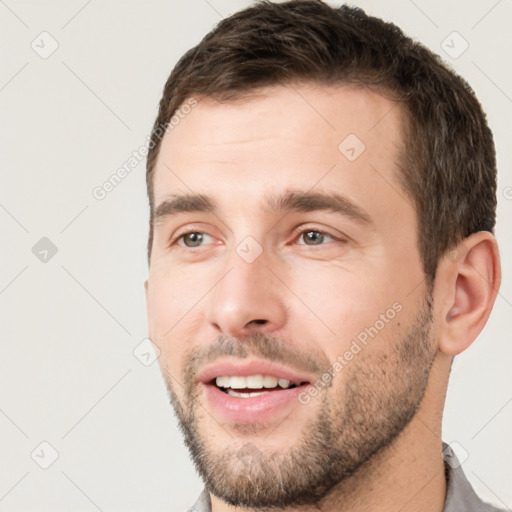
xmin=164 ymin=293 xmax=436 ymax=508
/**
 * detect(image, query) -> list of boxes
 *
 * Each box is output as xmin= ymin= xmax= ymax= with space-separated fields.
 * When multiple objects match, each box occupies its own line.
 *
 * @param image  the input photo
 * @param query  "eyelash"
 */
xmin=170 ymin=227 xmax=341 ymax=249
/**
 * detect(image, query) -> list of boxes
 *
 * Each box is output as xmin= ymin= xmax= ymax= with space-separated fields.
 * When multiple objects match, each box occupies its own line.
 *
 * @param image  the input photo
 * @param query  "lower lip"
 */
xmin=201 ymin=383 xmax=312 ymax=424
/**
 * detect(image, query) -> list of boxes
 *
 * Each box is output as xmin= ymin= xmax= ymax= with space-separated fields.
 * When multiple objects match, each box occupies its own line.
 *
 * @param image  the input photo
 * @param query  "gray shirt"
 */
xmin=185 ymin=442 xmax=506 ymax=511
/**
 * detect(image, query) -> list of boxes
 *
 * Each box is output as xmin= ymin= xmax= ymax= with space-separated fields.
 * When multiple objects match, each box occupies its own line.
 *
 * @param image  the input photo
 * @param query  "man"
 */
xmin=144 ymin=1 xmax=504 ymax=510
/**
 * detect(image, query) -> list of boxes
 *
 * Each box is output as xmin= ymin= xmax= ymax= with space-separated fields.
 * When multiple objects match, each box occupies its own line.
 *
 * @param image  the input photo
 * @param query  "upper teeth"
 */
xmin=215 ymin=375 xmax=294 ymax=389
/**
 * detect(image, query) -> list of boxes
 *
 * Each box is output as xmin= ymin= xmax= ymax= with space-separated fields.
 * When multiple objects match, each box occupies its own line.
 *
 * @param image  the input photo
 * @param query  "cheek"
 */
xmin=148 ymin=263 xmax=205 ymax=324
xmin=286 ymin=263 xmax=401 ymax=359
xmin=146 ymin=269 xmax=205 ymax=368
xmin=288 ymin=263 xmax=375 ymax=326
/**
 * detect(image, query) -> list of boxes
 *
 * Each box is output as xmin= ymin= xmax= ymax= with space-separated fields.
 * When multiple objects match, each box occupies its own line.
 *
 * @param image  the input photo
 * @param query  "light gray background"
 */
xmin=0 ymin=1 xmax=510 ymax=511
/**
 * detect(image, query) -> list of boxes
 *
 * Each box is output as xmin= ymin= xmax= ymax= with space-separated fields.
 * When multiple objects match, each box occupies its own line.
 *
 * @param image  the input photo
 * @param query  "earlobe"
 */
xmin=438 ymin=232 xmax=501 ymax=356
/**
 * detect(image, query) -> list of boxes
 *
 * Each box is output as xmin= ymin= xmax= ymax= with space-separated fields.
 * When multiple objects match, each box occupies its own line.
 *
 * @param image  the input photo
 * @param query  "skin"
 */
xmin=145 ymin=84 xmax=501 ymax=511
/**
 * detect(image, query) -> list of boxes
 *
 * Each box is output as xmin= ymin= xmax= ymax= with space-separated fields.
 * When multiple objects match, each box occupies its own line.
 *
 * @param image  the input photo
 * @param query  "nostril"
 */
xmin=251 ymin=319 xmax=267 ymax=325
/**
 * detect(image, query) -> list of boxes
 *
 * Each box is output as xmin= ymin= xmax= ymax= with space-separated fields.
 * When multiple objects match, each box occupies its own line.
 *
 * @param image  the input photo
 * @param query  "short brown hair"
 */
xmin=146 ymin=0 xmax=497 ymax=285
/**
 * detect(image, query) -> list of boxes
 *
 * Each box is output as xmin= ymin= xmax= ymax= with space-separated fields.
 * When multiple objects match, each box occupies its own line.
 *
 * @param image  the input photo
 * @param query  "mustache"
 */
xmin=182 ymin=332 xmax=330 ymax=382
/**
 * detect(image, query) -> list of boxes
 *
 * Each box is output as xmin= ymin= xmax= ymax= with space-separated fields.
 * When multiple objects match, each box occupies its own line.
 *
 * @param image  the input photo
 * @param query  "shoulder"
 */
xmin=442 ymin=442 xmax=507 ymax=512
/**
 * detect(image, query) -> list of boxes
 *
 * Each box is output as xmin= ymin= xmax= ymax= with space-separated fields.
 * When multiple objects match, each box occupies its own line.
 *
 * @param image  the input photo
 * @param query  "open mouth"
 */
xmin=200 ymin=363 xmax=314 ymax=422
xmin=210 ymin=375 xmax=308 ymax=398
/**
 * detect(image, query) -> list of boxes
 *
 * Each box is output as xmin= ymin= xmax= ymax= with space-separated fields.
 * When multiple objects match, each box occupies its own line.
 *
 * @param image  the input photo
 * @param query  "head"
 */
xmin=144 ymin=1 xmax=500 ymax=508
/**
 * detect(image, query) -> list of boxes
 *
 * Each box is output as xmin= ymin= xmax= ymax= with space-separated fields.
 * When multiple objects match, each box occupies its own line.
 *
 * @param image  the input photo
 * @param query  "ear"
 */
xmin=436 ymin=232 xmax=501 ymax=356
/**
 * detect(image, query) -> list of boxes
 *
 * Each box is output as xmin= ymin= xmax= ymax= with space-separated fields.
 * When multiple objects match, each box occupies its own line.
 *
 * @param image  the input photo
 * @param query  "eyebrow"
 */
xmin=154 ymin=193 xmax=215 ymax=224
xmin=153 ymin=189 xmax=373 ymax=226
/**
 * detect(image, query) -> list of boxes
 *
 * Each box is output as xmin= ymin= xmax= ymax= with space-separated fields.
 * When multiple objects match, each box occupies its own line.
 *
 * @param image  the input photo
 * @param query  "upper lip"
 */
xmin=198 ymin=359 xmax=315 ymax=386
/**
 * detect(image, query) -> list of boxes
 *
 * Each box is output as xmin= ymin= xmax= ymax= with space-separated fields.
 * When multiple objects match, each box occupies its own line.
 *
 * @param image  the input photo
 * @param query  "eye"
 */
xmin=176 ymin=231 xmax=214 ymax=248
xmin=171 ymin=228 xmax=340 ymax=249
xmin=296 ymin=229 xmax=335 ymax=246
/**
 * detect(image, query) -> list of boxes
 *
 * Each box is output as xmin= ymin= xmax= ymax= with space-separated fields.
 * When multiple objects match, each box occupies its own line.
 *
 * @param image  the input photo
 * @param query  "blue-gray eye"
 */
xmin=298 ymin=230 xmax=334 ymax=246
xmin=180 ymin=232 xmax=209 ymax=247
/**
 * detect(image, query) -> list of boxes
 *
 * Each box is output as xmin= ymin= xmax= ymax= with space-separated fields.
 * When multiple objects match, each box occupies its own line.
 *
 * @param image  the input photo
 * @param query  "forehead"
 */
xmin=153 ymin=84 xmax=408 ymax=218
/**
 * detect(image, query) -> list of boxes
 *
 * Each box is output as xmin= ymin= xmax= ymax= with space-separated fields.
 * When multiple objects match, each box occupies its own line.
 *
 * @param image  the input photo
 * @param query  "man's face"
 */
xmin=145 ymin=84 xmax=438 ymax=507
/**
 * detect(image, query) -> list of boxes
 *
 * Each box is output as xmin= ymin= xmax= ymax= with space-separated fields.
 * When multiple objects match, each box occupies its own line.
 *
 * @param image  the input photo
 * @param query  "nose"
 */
xmin=204 ymin=243 xmax=288 ymax=338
